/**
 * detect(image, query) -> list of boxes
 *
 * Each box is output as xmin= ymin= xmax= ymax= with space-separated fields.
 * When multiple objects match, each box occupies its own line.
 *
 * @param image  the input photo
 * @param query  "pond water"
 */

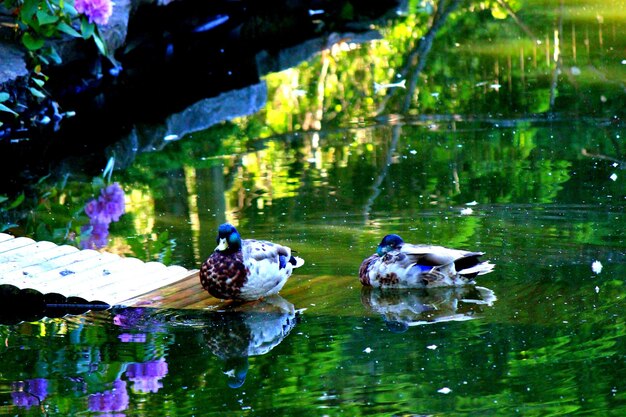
xmin=2 ymin=0 xmax=626 ymax=416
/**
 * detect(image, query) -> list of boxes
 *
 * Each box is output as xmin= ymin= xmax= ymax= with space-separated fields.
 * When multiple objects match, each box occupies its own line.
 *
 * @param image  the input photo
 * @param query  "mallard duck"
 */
xmin=359 ymin=234 xmax=494 ymax=288
xmin=200 ymin=223 xmax=304 ymax=301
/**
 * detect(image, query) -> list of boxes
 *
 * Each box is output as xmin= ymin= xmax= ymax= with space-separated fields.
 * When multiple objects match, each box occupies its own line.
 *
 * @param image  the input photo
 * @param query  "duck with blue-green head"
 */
xmin=200 ymin=223 xmax=304 ymax=301
xmin=360 ymin=234 xmax=494 ymax=288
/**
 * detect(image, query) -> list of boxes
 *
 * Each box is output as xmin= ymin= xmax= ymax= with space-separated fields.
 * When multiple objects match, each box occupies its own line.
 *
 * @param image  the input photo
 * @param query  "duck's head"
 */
xmin=376 ymin=234 xmax=404 ymax=256
xmin=215 ymin=223 xmax=242 ymax=253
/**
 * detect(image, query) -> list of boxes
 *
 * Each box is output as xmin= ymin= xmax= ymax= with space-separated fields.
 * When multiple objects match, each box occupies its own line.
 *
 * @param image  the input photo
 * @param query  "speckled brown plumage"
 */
xmin=200 ymin=251 xmax=249 ymax=300
xmin=359 ymin=255 xmax=377 ymax=286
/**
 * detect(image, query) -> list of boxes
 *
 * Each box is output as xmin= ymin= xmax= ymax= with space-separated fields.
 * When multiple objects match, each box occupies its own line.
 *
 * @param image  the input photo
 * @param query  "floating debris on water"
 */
xmin=438 ymin=387 xmax=452 ymax=394
xmin=427 ymin=345 xmax=438 ymax=350
xmin=466 ymin=201 xmax=478 ymax=206
xmin=460 ymin=207 xmax=473 ymax=215
xmin=592 ymin=260 xmax=603 ymax=274
xmin=374 ymin=79 xmax=406 ymax=93
xmin=363 ymin=347 xmax=372 ymax=353
xmin=595 ymin=286 xmax=600 ymax=294
xmin=610 ymin=173 xmax=618 ymax=181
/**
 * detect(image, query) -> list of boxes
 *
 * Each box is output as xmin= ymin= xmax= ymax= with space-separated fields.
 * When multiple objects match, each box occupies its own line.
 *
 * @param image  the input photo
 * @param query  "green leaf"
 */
xmin=0 ymin=92 xmax=9 ymax=102
xmin=20 ymin=0 xmax=39 ymax=25
xmin=0 ymin=196 xmax=8 ymax=204
xmin=38 ymin=54 xmax=50 ymax=65
xmin=81 ymin=19 xmax=95 ymax=40
xmin=62 ymin=2 xmax=78 ymax=16
xmin=33 ymin=78 xmax=46 ymax=88
xmin=29 ymin=87 xmax=46 ymax=98
xmin=0 ymin=103 xmax=18 ymax=116
xmin=22 ymin=32 xmax=45 ymax=51
xmin=7 ymin=194 xmax=25 ymax=210
xmin=46 ymin=45 xmax=63 ymax=64
xmin=93 ymin=34 xmax=108 ymax=56
xmin=56 ymin=21 xmax=81 ymax=37
xmin=36 ymin=10 xmax=59 ymax=25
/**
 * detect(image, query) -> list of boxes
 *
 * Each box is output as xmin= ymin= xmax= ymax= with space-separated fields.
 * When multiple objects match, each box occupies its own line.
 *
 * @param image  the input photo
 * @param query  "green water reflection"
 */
xmin=2 ymin=0 xmax=626 ymax=415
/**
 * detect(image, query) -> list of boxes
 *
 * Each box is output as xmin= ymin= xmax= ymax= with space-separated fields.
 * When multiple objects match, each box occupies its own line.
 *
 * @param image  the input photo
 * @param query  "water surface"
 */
xmin=2 ymin=1 xmax=626 ymax=415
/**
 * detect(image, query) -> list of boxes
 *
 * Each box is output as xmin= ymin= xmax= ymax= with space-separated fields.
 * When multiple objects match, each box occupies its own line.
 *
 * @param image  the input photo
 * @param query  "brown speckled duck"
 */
xmin=200 ymin=223 xmax=304 ymax=301
xmin=359 ymin=234 xmax=494 ymax=288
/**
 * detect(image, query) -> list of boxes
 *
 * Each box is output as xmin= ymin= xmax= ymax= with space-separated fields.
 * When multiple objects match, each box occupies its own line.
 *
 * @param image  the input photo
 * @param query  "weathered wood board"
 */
xmin=0 ymin=233 xmax=199 ymax=307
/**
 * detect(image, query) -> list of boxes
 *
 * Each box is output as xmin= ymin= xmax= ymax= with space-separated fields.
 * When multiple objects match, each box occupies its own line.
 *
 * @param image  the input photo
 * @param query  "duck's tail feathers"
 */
xmin=458 ymin=261 xmax=495 ymax=277
xmin=290 ymin=256 xmax=305 ymax=268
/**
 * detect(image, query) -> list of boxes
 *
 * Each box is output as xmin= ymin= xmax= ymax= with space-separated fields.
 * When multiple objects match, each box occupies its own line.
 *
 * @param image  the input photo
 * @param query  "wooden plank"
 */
xmin=16 ymin=252 xmax=126 ymax=295
xmin=2 ymin=250 xmax=120 ymax=295
xmin=0 ymin=233 xmax=197 ymax=308
xmin=1 ymin=249 xmax=105 ymax=287
xmin=0 ymin=233 xmax=15 ymax=244
xmin=0 ymin=241 xmax=62 ymax=273
xmin=95 ymin=263 xmax=187 ymax=305
xmin=76 ymin=260 xmax=169 ymax=299
xmin=0 ymin=236 xmax=38 ymax=254
xmin=53 ymin=257 xmax=152 ymax=300
xmin=104 ymin=267 xmax=198 ymax=306
xmin=120 ymin=273 xmax=208 ymax=308
xmin=0 ymin=242 xmax=77 ymax=267
xmin=21 ymin=247 xmax=96 ymax=277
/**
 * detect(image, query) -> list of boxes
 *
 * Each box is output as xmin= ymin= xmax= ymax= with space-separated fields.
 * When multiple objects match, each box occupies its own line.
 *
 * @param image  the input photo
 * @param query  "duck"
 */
xmin=359 ymin=234 xmax=494 ymax=288
xmin=200 ymin=223 xmax=304 ymax=301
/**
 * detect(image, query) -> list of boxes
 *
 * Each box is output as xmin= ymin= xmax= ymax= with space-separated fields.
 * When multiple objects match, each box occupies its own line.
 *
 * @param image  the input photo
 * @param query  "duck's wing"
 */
xmin=400 ymin=244 xmax=457 ymax=266
xmin=243 ymin=239 xmax=304 ymax=269
xmin=401 ymin=243 xmax=492 ymax=277
xmin=400 ymin=244 xmax=483 ymax=267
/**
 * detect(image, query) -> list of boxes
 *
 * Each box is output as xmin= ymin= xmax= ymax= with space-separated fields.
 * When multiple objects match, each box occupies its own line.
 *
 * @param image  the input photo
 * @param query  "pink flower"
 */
xmin=75 ymin=0 xmax=114 ymax=26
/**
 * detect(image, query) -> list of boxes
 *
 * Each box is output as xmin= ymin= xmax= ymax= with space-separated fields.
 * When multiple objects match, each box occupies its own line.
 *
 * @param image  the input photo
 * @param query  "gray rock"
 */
xmin=0 ymin=42 xmax=28 ymax=84
xmin=107 ymin=82 xmax=268 ymax=168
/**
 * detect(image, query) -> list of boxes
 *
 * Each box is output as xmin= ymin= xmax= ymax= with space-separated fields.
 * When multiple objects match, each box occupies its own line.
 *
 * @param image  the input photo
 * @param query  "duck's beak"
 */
xmin=216 ymin=237 xmax=228 ymax=251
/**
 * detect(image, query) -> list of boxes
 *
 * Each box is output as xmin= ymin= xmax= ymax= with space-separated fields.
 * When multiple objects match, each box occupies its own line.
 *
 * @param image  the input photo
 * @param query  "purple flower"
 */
xmin=11 ymin=379 xmax=48 ymax=409
xmin=84 ymin=198 xmax=100 ymax=218
xmin=126 ymin=359 xmax=169 ymax=393
xmin=81 ymin=183 xmax=125 ymax=249
xmin=81 ymin=219 xmax=110 ymax=249
xmin=88 ymin=379 xmax=129 ymax=412
xmin=75 ymin=0 xmax=114 ymax=26
xmin=100 ymin=183 xmax=125 ymax=222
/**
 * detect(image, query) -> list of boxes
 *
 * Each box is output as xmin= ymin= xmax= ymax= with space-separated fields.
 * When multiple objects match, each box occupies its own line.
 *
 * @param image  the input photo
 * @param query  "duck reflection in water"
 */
xmin=112 ymin=296 xmax=298 ymax=388
xmin=201 ymin=295 xmax=298 ymax=388
xmin=361 ymin=286 xmax=496 ymax=332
